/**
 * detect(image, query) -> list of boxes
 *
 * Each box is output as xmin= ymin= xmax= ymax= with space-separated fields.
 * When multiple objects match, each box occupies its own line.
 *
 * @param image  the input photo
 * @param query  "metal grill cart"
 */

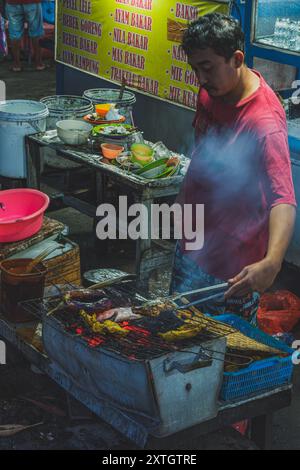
xmin=0 ymin=278 xmax=293 ymax=450
xmin=25 ymin=134 xmax=187 ymax=291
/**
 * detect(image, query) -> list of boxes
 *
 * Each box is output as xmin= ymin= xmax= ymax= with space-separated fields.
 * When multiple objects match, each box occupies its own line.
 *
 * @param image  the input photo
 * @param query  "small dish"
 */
xmin=116 ymin=153 xmax=140 ymax=170
xmin=83 ymin=114 xmax=126 ymax=125
xmin=95 ymin=103 xmax=111 ymax=118
xmin=101 ymin=143 xmax=124 ymax=159
xmin=136 ymin=158 xmax=169 ymax=178
xmin=131 ymin=143 xmax=154 ymax=167
xmin=92 ymin=124 xmax=136 ymax=139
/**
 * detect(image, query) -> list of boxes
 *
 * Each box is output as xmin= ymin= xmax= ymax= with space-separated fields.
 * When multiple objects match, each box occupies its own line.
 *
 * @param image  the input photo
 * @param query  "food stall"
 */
xmin=0 ymin=185 xmax=295 ymax=449
xmin=0 ymin=265 xmax=294 ymax=449
xmin=0 ymin=0 xmax=297 ymax=451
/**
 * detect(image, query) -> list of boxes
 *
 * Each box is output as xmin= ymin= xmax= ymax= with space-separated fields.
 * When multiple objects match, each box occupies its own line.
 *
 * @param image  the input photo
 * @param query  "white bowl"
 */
xmin=56 ymin=120 xmax=93 ymax=145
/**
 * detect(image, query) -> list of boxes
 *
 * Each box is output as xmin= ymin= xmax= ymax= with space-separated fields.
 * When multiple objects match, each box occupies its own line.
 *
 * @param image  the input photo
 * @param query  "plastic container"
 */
xmin=95 ymin=103 xmax=111 ymax=118
xmin=40 ymin=95 xmax=93 ymax=130
xmin=0 ymin=189 xmax=49 ymax=243
xmin=131 ymin=143 xmax=154 ymax=168
xmin=83 ymin=89 xmax=136 ymax=124
xmin=40 ymin=95 xmax=93 ymax=169
xmin=221 ymin=355 xmax=294 ymax=401
xmin=216 ymin=314 xmax=294 ymax=401
xmin=0 ymin=259 xmax=47 ymax=323
xmin=0 ymin=100 xmax=49 ymax=178
xmin=100 ymin=143 xmax=124 ymax=159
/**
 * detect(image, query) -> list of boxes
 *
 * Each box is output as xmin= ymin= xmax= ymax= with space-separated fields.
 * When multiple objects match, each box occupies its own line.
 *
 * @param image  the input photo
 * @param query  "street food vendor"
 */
xmin=170 ymin=13 xmax=296 ymax=325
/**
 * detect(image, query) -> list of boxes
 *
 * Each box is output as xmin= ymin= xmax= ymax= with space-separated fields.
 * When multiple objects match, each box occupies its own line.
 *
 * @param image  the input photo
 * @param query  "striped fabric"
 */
xmin=0 ymin=14 xmax=7 ymax=55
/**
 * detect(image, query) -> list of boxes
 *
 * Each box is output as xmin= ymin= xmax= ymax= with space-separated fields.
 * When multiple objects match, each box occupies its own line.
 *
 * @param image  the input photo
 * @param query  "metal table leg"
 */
xmin=135 ymin=195 xmax=153 ymax=293
xmin=94 ymin=172 xmax=110 ymax=256
xmin=26 ymin=138 xmax=41 ymax=190
xmin=250 ymin=413 xmax=273 ymax=450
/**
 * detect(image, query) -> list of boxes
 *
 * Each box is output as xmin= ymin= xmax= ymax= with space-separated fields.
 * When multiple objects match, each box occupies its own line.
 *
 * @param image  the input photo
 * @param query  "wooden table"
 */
xmin=25 ymin=134 xmax=186 ymax=291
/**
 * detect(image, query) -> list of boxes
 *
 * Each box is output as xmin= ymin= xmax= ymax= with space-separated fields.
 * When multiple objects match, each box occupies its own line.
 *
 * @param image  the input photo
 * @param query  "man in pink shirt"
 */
xmin=6 ymin=0 xmax=45 ymax=71
xmin=171 ymin=14 xmax=296 ymax=324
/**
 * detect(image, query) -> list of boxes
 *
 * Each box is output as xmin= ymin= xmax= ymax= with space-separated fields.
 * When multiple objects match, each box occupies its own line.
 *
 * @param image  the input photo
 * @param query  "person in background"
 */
xmin=6 ymin=0 xmax=45 ymax=71
xmin=170 ymin=14 xmax=296 ymax=325
xmin=0 ymin=0 xmax=7 ymax=59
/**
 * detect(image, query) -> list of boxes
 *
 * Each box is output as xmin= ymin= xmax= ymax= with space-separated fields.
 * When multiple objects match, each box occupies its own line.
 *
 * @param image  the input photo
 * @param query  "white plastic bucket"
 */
xmin=0 ymin=100 xmax=49 ymax=179
xmin=83 ymin=88 xmax=136 ymax=124
xmin=40 ymin=95 xmax=93 ymax=170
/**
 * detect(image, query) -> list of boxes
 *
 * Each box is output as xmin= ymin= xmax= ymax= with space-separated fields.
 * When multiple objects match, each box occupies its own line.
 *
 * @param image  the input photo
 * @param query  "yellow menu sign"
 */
xmin=56 ymin=1 xmax=228 ymax=109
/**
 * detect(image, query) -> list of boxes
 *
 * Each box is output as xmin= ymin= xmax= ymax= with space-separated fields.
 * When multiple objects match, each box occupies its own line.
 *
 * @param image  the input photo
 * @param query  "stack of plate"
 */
xmin=91 ymin=123 xmax=144 ymax=151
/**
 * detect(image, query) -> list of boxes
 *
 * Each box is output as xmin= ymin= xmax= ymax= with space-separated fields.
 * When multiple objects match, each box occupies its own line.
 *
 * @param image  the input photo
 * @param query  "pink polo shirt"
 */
xmin=178 ymin=70 xmax=296 ymax=280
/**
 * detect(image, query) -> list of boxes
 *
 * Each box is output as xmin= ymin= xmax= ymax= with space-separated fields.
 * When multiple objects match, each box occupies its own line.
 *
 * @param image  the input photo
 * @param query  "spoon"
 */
xmin=24 ymin=245 xmax=61 ymax=274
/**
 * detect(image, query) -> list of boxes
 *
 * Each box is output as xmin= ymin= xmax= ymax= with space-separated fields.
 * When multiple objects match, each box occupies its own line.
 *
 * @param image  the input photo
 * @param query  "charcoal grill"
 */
xmin=20 ymin=282 xmax=231 ymax=438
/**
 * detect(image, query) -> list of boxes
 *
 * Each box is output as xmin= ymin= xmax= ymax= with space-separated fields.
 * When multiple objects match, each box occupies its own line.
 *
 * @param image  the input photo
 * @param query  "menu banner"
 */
xmin=56 ymin=1 xmax=228 ymax=109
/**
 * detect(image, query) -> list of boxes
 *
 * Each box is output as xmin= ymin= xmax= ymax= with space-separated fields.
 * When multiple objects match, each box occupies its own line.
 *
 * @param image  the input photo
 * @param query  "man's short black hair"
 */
xmin=181 ymin=13 xmax=244 ymax=60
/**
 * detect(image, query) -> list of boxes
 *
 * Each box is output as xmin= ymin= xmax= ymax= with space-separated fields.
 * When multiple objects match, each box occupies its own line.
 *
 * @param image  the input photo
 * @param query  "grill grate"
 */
xmin=20 ymin=284 xmax=234 ymax=361
xmin=20 ymin=279 xmax=147 ymax=320
xmin=19 ymin=281 xmax=283 ymax=365
xmin=49 ymin=310 xmax=231 ymax=361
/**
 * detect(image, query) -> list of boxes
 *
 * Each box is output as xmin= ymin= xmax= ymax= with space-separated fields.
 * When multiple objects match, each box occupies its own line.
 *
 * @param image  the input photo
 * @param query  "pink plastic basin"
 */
xmin=0 ymin=189 xmax=50 ymax=243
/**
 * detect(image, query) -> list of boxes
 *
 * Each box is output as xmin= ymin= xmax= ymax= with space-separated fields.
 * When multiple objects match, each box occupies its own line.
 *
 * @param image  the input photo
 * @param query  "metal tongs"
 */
xmin=173 ymin=283 xmax=229 ymax=310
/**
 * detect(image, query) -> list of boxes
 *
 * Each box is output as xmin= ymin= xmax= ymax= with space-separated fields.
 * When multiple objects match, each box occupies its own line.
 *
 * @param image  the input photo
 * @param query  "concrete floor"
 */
xmin=2 ymin=56 xmax=56 ymax=101
xmin=1 ymin=56 xmax=300 ymax=450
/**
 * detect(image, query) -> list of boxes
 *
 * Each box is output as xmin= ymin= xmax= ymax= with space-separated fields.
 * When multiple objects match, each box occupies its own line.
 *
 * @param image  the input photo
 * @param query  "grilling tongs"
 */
xmin=172 ymin=283 xmax=229 ymax=309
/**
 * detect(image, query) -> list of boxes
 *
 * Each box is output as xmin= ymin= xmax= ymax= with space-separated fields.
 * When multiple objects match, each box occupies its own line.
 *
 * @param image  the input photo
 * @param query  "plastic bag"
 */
xmin=258 ymin=290 xmax=300 ymax=334
xmin=232 ymin=420 xmax=249 ymax=436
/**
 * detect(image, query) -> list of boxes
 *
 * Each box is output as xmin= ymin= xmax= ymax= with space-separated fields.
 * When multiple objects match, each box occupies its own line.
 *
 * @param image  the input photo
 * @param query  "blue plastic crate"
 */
xmin=213 ymin=314 xmax=295 ymax=402
xmin=221 ymin=355 xmax=294 ymax=401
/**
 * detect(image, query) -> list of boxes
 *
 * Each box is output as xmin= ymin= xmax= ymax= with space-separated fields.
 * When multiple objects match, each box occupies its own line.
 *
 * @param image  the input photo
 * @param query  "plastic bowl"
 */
xmin=131 ymin=143 xmax=153 ymax=156
xmin=0 ymin=189 xmax=50 ymax=243
xmin=95 ymin=103 xmax=111 ymax=118
xmin=131 ymin=143 xmax=154 ymax=166
xmin=56 ymin=120 xmax=93 ymax=145
xmin=101 ymin=143 xmax=124 ymax=160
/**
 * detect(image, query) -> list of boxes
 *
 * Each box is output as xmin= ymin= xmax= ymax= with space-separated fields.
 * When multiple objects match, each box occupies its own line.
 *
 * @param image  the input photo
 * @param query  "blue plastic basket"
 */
xmin=214 ymin=314 xmax=295 ymax=402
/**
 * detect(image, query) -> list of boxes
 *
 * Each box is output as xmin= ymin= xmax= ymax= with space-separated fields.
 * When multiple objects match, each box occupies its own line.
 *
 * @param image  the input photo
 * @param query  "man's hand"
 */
xmin=225 ymin=258 xmax=281 ymax=299
xmin=225 ymin=204 xmax=296 ymax=299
